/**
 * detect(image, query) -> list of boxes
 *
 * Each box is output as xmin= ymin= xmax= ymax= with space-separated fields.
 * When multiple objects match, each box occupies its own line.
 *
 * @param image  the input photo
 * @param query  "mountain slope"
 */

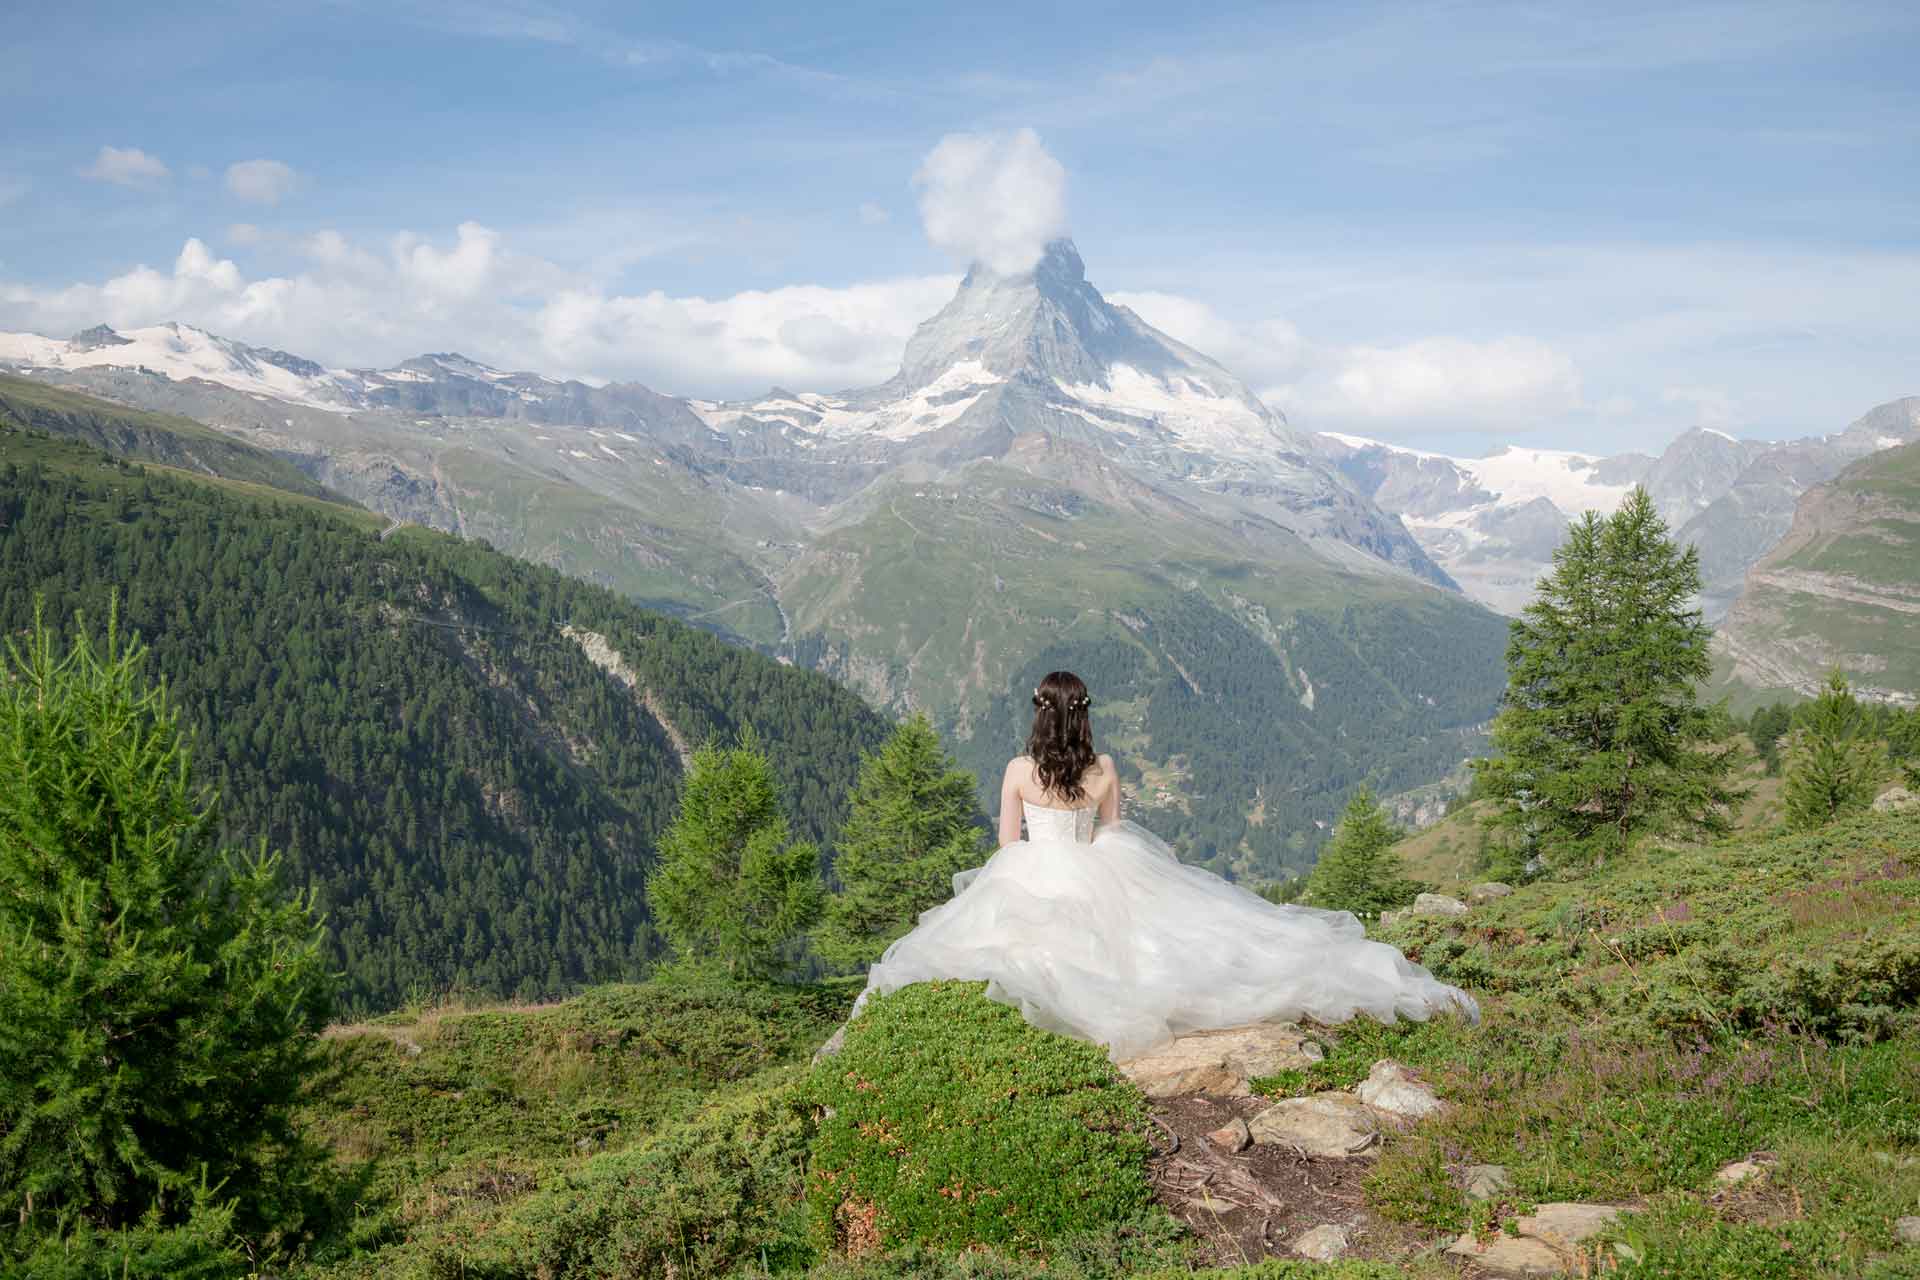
xmin=1324 ymin=398 xmax=1920 ymax=618
xmin=0 ymin=245 xmax=1506 ymax=879
xmin=1714 ymin=437 xmax=1920 ymax=706
xmin=0 ymin=425 xmax=888 ymax=1013
xmin=0 ymin=370 xmax=349 ymax=501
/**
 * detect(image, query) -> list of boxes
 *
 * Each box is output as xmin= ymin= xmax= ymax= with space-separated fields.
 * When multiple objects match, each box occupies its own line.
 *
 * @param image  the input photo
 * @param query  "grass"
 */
xmin=278 ymin=812 xmax=1920 ymax=1279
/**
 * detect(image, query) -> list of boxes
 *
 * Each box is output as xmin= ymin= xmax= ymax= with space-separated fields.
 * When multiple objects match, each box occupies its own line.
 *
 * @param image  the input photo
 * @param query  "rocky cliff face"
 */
xmin=1715 ymin=438 xmax=1920 ymax=705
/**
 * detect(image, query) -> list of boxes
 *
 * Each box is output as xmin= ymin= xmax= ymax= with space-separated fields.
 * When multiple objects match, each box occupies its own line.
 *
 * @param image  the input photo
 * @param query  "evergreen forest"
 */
xmin=0 ymin=425 xmax=888 ymax=1013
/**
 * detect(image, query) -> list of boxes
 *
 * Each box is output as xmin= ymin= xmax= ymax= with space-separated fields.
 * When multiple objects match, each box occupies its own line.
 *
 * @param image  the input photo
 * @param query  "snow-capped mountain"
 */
xmin=694 ymin=240 xmax=1307 ymax=466
xmin=0 ymin=322 xmax=362 ymax=411
xmin=687 ymin=239 xmax=1444 ymax=582
xmin=1322 ymin=403 xmax=1920 ymax=617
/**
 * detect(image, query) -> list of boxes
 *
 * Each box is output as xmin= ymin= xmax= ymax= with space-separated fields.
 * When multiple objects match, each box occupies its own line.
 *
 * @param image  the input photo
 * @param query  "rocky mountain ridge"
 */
xmin=1323 ymin=397 xmax=1920 ymax=617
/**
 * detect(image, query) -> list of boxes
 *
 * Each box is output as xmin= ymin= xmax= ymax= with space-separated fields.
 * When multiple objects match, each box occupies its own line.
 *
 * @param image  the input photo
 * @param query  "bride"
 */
xmin=853 ymin=670 xmax=1478 ymax=1060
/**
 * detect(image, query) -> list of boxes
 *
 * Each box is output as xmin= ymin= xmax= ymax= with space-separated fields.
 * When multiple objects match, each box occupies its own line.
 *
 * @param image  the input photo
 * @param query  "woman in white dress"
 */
xmin=853 ymin=670 xmax=1478 ymax=1060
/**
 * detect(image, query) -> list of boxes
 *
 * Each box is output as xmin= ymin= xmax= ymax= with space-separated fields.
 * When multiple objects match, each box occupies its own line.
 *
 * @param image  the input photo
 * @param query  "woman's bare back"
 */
xmin=997 ymin=753 xmax=1119 ymax=845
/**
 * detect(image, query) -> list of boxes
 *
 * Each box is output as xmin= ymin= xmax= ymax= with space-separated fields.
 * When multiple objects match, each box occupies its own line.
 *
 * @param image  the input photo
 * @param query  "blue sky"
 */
xmin=3 ymin=0 xmax=1916 ymax=453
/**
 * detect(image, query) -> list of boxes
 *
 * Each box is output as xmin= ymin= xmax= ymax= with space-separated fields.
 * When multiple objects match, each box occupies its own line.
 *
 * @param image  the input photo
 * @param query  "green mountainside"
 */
xmin=0 ymin=371 xmax=347 ymax=501
xmin=0 ymin=425 xmax=887 ymax=1013
xmin=1715 ymin=439 xmax=1920 ymax=709
xmin=781 ymin=452 xmax=1508 ymax=880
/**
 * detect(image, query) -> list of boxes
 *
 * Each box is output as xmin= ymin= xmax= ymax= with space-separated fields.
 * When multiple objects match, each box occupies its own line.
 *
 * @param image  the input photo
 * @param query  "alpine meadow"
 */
xmin=6 ymin=5 xmax=1920 ymax=1278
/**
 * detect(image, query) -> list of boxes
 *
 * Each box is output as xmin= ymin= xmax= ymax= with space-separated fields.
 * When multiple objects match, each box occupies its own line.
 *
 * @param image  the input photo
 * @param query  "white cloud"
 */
xmin=858 ymin=201 xmax=890 ymax=226
xmin=914 ymin=128 xmax=1068 ymax=276
xmin=1115 ymin=288 xmax=1581 ymax=431
xmin=1315 ymin=336 xmax=1582 ymax=426
xmin=225 ymin=159 xmax=297 ymax=205
xmin=227 ymin=222 xmax=264 ymax=245
xmin=0 ymin=222 xmax=957 ymax=397
xmin=80 ymin=146 xmax=170 ymax=187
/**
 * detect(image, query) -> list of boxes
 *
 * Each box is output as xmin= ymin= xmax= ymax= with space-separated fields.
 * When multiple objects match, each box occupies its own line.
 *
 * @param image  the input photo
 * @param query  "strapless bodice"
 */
xmin=1023 ymin=800 xmax=1098 ymax=844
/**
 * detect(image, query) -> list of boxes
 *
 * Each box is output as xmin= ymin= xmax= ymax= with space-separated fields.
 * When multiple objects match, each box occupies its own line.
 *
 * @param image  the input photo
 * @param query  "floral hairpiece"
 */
xmin=1034 ymin=687 xmax=1091 ymax=710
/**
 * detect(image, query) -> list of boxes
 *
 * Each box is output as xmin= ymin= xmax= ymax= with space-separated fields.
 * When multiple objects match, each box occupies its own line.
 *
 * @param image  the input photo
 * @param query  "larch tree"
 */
xmin=813 ymin=714 xmax=985 ymax=971
xmin=1304 ymin=788 xmax=1423 ymax=917
xmin=0 ymin=604 xmax=333 ymax=1272
xmin=1783 ymin=671 xmax=1887 ymax=830
xmin=1473 ymin=488 xmax=1740 ymax=865
xmin=646 ymin=730 xmax=825 ymax=978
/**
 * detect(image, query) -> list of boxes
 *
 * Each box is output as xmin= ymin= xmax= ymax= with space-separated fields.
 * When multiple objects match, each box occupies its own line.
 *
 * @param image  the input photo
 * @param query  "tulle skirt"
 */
xmin=855 ymin=819 xmax=1478 ymax=1061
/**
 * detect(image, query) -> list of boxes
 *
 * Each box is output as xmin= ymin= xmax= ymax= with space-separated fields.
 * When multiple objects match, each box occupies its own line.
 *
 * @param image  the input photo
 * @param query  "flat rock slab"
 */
xmin=1515 ymin=1202 xmax=1621 ymax=1251
xmin=1118 ymin=1021 xmax=1323 ymax=1098
xmin=1470 ymin=881 xmax=1515 ymax=902
xmin=1412 ymin=892 xmax=1470 ymax=917
xmin=1290 ymin=1223 xmax=1351 ymax=1261
xmin=1713 ymin=1158 xmax=1770 ymax=1187
xmin=1356 ymin=1058 xmax=1443 ymax=1119
xmin=1896 ymin=1215 xmax=1920 ymax=1245
xmin=1446 ymin=1232 xmax=1567 ymax=1277
xmin=1248 ymin=1091 xmax=1379 ymax=1157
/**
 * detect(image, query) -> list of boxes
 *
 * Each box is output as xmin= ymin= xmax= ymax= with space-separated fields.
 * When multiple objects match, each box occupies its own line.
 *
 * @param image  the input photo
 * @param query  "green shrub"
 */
xmin=496 ymin=1075 xmax=819 ymax=1280
xmin=806 ymin=981 xmax=1153 ymax=1253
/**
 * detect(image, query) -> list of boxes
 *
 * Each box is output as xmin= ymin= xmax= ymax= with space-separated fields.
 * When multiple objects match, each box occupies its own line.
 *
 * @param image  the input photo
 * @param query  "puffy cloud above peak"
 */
xmin=80 ymin=146 xmax=170 ymax=187
xmin=914 ymin=128 xmax=1068 ymax=276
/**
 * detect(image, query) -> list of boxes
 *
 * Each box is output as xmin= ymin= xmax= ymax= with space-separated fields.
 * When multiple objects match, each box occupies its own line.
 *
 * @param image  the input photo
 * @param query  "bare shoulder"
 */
xmin=1002 ymin=755 xmax=1034 ymax=782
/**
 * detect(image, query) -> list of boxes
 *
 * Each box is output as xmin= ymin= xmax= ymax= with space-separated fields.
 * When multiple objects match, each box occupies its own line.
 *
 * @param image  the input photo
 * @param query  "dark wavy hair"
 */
xmin=1026 ymin=670 xmax=1096 ymax=802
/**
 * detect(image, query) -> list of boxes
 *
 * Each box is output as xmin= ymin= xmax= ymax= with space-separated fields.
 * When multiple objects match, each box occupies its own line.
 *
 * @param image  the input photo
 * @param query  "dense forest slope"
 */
xmin=0 ymin=425 xmax=888 ymax=1013
xmin=1715 ymin=439 xmax=1920 ymax=709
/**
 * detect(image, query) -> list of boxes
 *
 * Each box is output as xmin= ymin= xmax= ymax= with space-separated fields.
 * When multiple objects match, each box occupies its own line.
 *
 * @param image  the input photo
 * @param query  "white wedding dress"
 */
xmin=854 ymin=800 xmax=1478 ymax=1060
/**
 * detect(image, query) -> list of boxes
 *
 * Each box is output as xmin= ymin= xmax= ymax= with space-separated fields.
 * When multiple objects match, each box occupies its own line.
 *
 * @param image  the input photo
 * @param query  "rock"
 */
xmin=1445 ymin=1232 xmax=1566 ymax=1277
xmin=1470 ymin=881 xmax=1515 ymax=902
xmin=811 ymin=1021 xmax=848 ymax=1065
xmin=1248 ymin=1092 xmax=1379 ymax=1157
xmin=1514 ymin=1202 xmax=1621 ymax=1252
xmin=1290 ymin=1223 xmax=1351 ymax=1261
xmin=1356 ymin=1058 xmax=1443 ymax=1119
xmin=1463 ymin=1163 xmax=1513 ymax=1200
xmin=1896 ymin=1216 xmax=1920 ymax=1246
xmin=1874 ymin=785 xmax=1917 ymax=813
xmin=1713 ymin=1158 xmax=1770 ymax=1187
xmin=1117 ymin=1021 xmax=1323 ymax=1098
xmin=1207 ymin=1116 xmax=1252 ymax=1153
xmin=1378 ymin=909 xmax=1405 ymax=928
xmin=1411 ymin=892 xmax=1469 ymax=918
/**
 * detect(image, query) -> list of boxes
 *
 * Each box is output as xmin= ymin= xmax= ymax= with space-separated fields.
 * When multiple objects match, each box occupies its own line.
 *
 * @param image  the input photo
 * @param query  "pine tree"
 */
xmin=1473 ymin=488 xmax=1740 ymax=865
xmin=1783 ymin=671 xmax=1887 ymax=830
xmin=0 ymin=605 xmax=333 ymax=1265
xmin=647 ymin=731 xmax=825 ymax=978
xmin=1304 ymin=788 xmax=1423 ymax=916
xmin=813 ymin=714 xmax=985 ymax=971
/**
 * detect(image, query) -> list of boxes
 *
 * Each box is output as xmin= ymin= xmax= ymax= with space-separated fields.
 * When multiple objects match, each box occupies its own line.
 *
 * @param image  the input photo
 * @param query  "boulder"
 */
xmin=1356 ymin=1058 xmax=1443 ymax=1119
xmin=1874 ymin=785 xmax=1917 ymax=813
xmin=1377 ymin=909 xmax=1405 ymax=928
xmin=1445 ymin=1232 xmax=1566 ymax=1277
xmin=1248 ymin=1091 xmax=1379 ymax=1157
xmin=1411 ymin=892 xmax=1470 ymax=918
xmin=1117 ymin=1021 xmax=1322 ymax=1098
xmin=1207 ymin=1115 xmax=1252 ymax=1153
xmin=1470 ymin=881 xmax=1515 ymax=902
xmin=1895 ymin=1215 xmax=1920 ymax=1245
xmin=1463 ymin=1163 xmax=1513 ymax=1200
xmin=1514 ymin=1202 xmax=1621 ymax=1252
xmin=1290 ymin=1223 xmax=1351 ymax=1261
xmin=1712 ymin=1157 xmax=1770 ymax=1187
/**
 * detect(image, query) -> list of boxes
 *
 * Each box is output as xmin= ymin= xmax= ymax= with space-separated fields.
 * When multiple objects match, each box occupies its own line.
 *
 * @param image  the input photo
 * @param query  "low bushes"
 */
xmin=806 ymin=981 xmax=1154 ymax=1253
